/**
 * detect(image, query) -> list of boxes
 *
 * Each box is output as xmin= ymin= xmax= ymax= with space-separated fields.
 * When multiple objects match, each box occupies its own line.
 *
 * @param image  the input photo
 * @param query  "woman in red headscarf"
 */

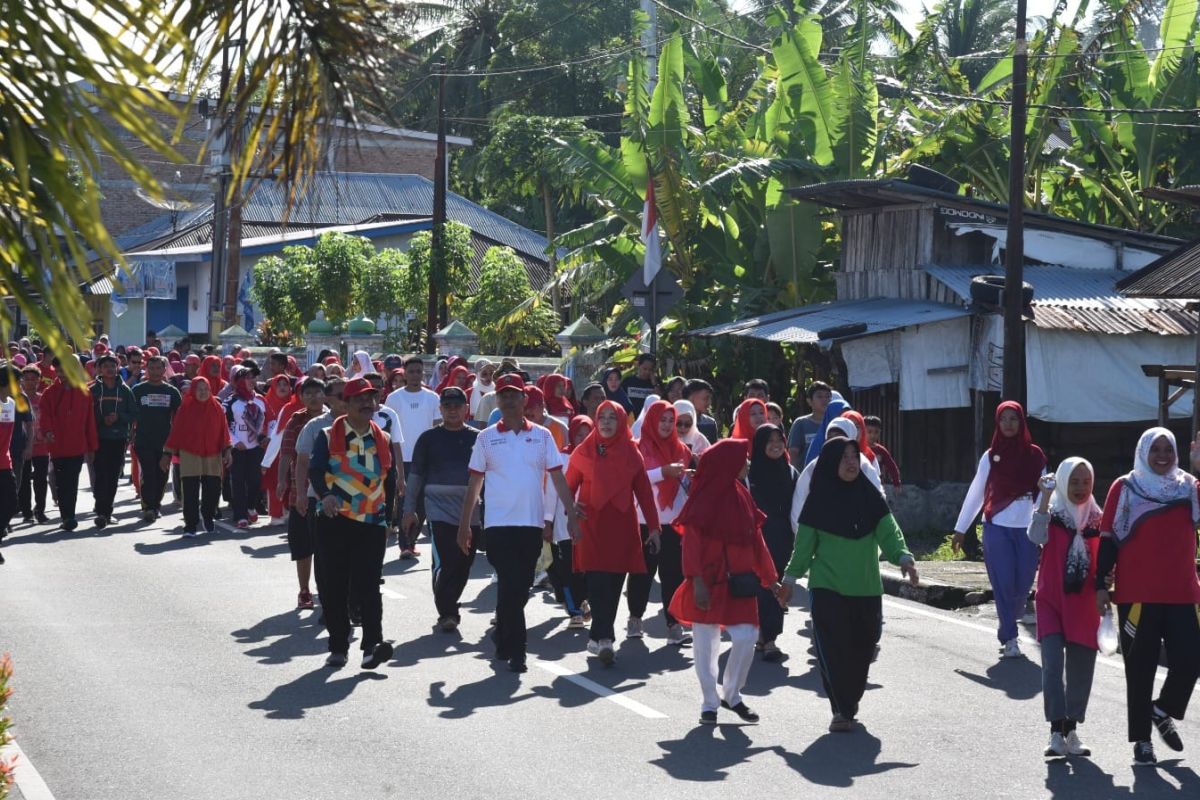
xmin=953 ymin=401 xmax=1046 ymax=659
xmin=261 ymin=374 xmax=295 ymax=524
xmin=162 ymin=377 xmax=232 ymax=535
xmin=201 ymin=354 xmax=225 ymax=396
xmin=669 ymin=438 xmax=781 ymax=725
xmin=840 ymin=409 xmax=882 ymax=486
xmin=567 ymin=400 xmax=661 ymax=665
xmin=543 ymin=374 xmax=575 ymax=423
xmin=730 ymin=398 xmax=767 ymax=441
xmin=546 ymin=415 xmax=596 ymax=627
xmin=628 ymin=400 xmax=694 ymax=644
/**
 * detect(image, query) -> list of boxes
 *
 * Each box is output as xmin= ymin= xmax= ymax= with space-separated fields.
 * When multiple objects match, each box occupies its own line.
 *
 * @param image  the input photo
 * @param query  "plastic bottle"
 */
xmin=1097 ymin=608 xmax=1119 ymax=656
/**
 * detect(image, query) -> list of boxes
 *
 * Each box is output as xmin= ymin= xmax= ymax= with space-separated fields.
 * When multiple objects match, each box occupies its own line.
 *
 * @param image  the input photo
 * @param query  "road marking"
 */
xmin=380 ymin=587 xmax=407 ymax=601
xmin=881 ymin=595 xmax=1165 ymax=682
xmin=533 ymin=659 xmax=668 ymax=719
xmin=1 ymin=739 xmax=57 ymax=800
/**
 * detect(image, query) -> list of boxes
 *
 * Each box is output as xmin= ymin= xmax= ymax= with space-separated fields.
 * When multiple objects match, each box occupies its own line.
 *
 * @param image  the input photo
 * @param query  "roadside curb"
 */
xmin=880 ymin=566 xmax=992 ymax=610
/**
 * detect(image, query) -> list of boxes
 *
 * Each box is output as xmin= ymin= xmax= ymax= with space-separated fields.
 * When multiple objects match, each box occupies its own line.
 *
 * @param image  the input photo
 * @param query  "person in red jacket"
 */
xmin=669 ymin=438 xmax=781 ymax=725
xmin=39 ymin=356 xmax=98 ymax=531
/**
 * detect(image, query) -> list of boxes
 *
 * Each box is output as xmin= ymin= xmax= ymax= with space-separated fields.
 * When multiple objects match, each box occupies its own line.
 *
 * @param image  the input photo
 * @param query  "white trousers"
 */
xmin=692 ymin=622 xmax=759 ymax=712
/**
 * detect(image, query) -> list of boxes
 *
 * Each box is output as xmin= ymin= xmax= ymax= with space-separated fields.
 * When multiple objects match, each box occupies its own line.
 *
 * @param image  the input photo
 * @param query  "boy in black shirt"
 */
xmin=621 ymin=354 xmax=658 ymax=416
xmin=132 ymin=355 xmax=182 ymax=522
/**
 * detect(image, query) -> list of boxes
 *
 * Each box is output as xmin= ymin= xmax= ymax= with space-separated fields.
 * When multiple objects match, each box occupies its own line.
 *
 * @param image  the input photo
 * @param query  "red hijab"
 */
xmin=435 ymin=356 xmax=468 ymax=392
xmin=201 ymin=355 xmax=225 ymax=395
xmin=984 ymin=401 xmax=1046 ymax=518
xmin=840 ymin=409 xmax=875 ymax=463
xmin=165 ymin=378 xmax=231 ymax=457
xmin=286 ymin=355 xmax=303 ymax=378
xmin=637 ymin=400 xmax=692 ymax=510
xmin=675 ymin=438 xmax=764 ymax=543
xmin=567 ymin=415 xmax=595 ymax=453
xmin=264 ymin=374 xmax=293 ymax=420
xmin=543 ymin=374 xmax=575 ymax=417
xmin=731 ymin=399 xmax=766 ymax=442
xmin=567 ymin=400 xmax=647 ymax=514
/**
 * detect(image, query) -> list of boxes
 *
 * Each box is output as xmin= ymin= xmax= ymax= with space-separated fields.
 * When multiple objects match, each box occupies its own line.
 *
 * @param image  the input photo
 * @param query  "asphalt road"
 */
xmin=1 ymin=477 xmax=1198 ymax=800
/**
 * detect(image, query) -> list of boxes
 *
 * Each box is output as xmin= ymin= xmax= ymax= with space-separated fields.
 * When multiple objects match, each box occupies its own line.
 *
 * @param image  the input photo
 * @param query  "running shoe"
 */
xmin=598 ymin=639 xmax=615 ymax=665
xmin=1000 ymin=639 xmax=1023 ymax=659
xmin=236 ymin=519 xmax=249 ymax=529
xmin=361 ymin=641 xmax=394 ymax=670
xmin=699 ymin=710 xmax=718 ymax=725
xmin=325 ymin=652 xmax=348 ymax=668
xmin=1044 ymin=732 xmax=1068 ymax=758
xmin=1065 ymin=730 xmax=1091 ymax=757
xmin=720 ymin=700 xmax=760 ymax=723
xmin=626 ymin=617 xmax=643 ymax=639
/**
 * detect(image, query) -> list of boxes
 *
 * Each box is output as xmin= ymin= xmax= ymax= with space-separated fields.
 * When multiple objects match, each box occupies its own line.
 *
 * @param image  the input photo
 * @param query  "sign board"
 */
xmin=118 ymin=260 xmax=177 ymax=299
xmin=620 ymin=269 xmax=683 ymax=326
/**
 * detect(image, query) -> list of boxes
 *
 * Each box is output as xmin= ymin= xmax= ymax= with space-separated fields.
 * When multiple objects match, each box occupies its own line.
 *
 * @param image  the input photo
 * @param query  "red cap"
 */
xmin=494 ymin=373 xmax=526 ymax=393
xmin=342 ymin=377 xmax=379 ymax=399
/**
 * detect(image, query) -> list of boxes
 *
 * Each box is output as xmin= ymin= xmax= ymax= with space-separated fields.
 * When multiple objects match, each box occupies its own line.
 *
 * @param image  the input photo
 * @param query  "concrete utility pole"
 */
xmin=426 ymin=66 xmax=447 ymax=351
xmin=642 ymin=0 xmax=657 ymax=357
xmin=208 ymin=39 xmax=230 ymax=339
xmin=1002 ymin=0 xmax=1029 ymax=403
xmin=222 ymin=5 xmax=249 ymax=329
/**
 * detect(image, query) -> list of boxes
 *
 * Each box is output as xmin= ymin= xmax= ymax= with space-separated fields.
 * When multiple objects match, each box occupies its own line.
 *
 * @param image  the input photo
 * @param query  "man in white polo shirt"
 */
xmin=384 ymin=356 xmax=441 ymax=558
xmin=457 ymin=373 xmax=580 ymax=673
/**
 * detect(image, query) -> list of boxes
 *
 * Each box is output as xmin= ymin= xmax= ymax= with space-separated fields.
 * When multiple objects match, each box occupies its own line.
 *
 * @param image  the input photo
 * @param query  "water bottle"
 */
xmin=1097 ymin=608 xmax=1119 ymax=656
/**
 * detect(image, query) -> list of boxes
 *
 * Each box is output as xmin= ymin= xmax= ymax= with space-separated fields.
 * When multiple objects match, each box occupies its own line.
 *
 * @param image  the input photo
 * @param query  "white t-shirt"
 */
xmin=373 ymin=404 xmax=404 ymax=458
xmin=469 ymin=418 xmax=562 ymax=529
xmin=384 ymin=387 xmax=441 ymax=462
xmin=226 ymin=396 xmax=267 ymax=450
xmin=954 ymin=451 xmax=1041 ymax=532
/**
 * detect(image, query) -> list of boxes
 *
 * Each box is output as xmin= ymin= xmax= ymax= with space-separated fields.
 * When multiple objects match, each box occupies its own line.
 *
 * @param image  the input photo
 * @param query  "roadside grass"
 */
xmin=906 ymin=525 xmax=981 ymax=562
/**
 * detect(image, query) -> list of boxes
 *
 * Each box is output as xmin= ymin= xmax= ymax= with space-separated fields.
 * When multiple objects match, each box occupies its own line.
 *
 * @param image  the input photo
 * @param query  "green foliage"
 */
xmin=407 ymin=221 xmax=473 ymax=311
xmin=458 ymin=246 xmax=558 ymax=353
xmin=356 ymin=248 xmax=411 ymax=324
xmin=314 ymin=232 xmax=374 ymax=324
xmin=0 ymin=653 xmax=12 ymax=797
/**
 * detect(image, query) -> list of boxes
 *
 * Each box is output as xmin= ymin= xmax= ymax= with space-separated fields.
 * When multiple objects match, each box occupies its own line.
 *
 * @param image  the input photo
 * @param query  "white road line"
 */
xmin=881 ymin=595 xmax=1165 ymax=682
xmin=1 ymin=739 xmax=57 ymax=800
xmin=533 ymin=659 xmax=668 ymax=719
xmin=380 ymin=587 xmax=407 ymax=601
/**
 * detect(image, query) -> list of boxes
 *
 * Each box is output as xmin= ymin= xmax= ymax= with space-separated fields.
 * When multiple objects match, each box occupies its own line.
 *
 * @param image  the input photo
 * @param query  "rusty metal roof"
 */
xmin=1115 ymin=239 xmax=1200 ymax=299
xmin=926 ymin=265 xmax=1196 ymax=335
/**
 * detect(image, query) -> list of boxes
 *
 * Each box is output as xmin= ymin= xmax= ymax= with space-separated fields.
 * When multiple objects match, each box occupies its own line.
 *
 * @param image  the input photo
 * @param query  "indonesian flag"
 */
xmin=642 ymin=176 xmax=661 ymax=286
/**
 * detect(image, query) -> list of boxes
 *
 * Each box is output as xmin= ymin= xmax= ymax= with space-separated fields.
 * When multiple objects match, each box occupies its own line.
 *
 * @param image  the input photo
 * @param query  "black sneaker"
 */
xmin=721 ymin=700 xmax=760 ymax=723
xmin=61 ymin=519 xmax=77 ymax=532
xmin=1134 ymin=740 xmax=1157 ymax=765
xmin=361 ymin=641 xmax=394 ymax=670
xmin=35 ymin=512 xmax=49 ymax=524
xmin=21 ymin=514 xmax=33 ymax=525
xmin=699 ymin=710 xmax=718 ymax=725
xmin=508 ymin=655 xmax=527 ymax=673
xmin=93 ymin=516 xmax=108 ymax=529
xmin=1152 ymin=707 xmax=1184 ymax=751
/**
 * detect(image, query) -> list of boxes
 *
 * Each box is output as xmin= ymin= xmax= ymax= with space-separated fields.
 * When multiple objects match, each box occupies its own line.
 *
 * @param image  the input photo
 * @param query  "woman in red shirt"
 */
xmin=1096 ymin=427 xmax=1200 ymax=765
xmin=669 ymin=438 xmax=781 ymax=725
xmin=567 ymin=401 xmax=661 ymax=665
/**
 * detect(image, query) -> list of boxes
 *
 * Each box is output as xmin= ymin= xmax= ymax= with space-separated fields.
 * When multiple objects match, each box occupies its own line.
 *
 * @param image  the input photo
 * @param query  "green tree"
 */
xmin=357 ymin=248 xmax=411 ymax=323
xmin=248 ymin=255 xmax=297 ymax=339
xmin=314 ymin=232 xmax=374 ymax=324
xmin=0 ymin=0 xmax=396 ymax=383
xmin=458 ymin=246 xmax=558 ymax=353
xmin=406 ymin=221 xmax=474 ymax=322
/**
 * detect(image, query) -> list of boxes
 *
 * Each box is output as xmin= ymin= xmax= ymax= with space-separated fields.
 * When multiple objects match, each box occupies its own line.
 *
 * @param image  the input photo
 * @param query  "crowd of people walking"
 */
xmin=1 ymin=333 xmax=1198 ymax=766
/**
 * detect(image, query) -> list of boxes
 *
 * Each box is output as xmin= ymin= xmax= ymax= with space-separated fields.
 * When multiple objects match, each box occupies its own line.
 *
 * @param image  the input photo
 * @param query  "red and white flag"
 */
xmin=641 ymin=176 xmax=661 ymax=286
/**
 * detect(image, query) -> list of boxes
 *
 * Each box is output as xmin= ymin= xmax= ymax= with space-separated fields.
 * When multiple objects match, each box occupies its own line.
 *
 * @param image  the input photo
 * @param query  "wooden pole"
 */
xmin=1002 ymin=0 xmax=1029 ymax=403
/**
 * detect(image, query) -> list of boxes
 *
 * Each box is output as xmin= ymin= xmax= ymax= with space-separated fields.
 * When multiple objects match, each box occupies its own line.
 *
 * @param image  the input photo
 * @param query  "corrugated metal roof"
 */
xmin=690 ymin=298 xmax=970 ymax=343
xmin=925 ymin=265 xmax=1196 ymax=335
xmin=1115 ymin=239 xmax=1200 ymax=299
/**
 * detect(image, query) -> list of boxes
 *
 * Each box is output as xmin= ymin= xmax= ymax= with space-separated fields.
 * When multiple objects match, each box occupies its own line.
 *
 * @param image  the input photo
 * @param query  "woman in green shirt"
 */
xmin=777 ymin=437 xmax=919 ymax=732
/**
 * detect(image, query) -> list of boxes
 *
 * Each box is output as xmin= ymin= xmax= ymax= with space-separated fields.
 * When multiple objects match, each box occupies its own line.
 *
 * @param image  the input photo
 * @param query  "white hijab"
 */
xmin=348 ymin=350 xmax=372 ymax=378
xmin=631 ymin=394 xmax=660 ymax=438
xmin=1112 ymin=427 xmax=1199 ymax=543
xmin=673 ymin=400 xmax=710 ymax=455
xmin=1048 ymin=457 xmax=1102 ymax=532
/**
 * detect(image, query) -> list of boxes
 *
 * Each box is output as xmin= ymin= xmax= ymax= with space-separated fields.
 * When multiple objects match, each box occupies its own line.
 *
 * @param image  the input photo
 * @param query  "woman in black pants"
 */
xmin=1096 ymin=427 xmax=1200 ymax=765
xmin=747 ymin=424 xmax=800 ymax=661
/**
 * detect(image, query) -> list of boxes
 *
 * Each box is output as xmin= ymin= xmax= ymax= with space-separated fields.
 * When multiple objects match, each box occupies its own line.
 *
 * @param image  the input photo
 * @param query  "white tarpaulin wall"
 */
xmin=898 ymin=317 xmax=975 ymax=410
xmin=842 ymin=332 xmax=900 ymax=389
xmin=1026 ymin=328 xmax=1196 ymax=422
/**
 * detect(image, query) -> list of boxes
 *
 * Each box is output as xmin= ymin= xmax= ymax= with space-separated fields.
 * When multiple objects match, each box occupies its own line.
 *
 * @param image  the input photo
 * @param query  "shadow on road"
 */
xmin=231 ymin=610 xmax=327 ymax=665
xmin=248 ymin=667 xmax=386 ymax=719
xmin=428 ymin=671 xmax=539 ymax=719
xmin=772 ymin=727 xmax=918 ymax=787
xmin=1046 ymin=755 xmax=1200 ymax=797
xmin=651 ymin=724 xmax=779 ymax=781
xmin=954 ymin=657 xmax=1042 ymax=700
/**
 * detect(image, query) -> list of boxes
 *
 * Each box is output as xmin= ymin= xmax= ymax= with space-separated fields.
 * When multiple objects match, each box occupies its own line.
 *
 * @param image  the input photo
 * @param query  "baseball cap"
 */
xmin=440 ymin=386 xmax=468 ymax=405
xmin=494 ymin=373 xmax=526 ymax=393
xmin=383 ymin=354 xmax=404 ymax=371
xmin=342 ymin=377 xmax=379 ymax=399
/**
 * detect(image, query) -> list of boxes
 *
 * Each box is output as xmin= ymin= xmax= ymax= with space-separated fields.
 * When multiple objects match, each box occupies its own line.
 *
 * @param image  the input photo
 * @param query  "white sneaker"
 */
xmin=666 ymin=624 xmax=687 ymax=646
xmin=1045 ymin=732 xmax=1068 ymax=757
xmin=598 ymin=639 xmax=615 ymax=665
xmin=269 ymin=515 xmax=286 ymax=526
xmin=1065 ymin=730 xmax=1091 ymax=757
xmin=1000 ymin=639 xmax=1023 ymax=659
xmin=533 ymin=570 xmax=550 ymax=589
xmin=586 ymin=639 xmax=601 ymax=656
xmin=567 ymin=615 xmax=586 ymax=629
xmin=626 ymin=617 xmax=643 ymax=639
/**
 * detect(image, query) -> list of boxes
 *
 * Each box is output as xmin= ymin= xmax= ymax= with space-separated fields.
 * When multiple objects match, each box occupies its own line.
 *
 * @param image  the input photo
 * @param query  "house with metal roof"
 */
xmin=692 ymin=177 xmax=1191 ymax=485
xmin=94 ymin=172 xmax=559 ymax=342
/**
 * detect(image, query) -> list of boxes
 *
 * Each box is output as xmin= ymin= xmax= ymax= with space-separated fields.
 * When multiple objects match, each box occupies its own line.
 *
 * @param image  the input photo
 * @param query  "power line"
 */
xmin=651 ymin=0 xmax=770 ymax=53
xmin=433 ymin=39 xmax=666 ymax=78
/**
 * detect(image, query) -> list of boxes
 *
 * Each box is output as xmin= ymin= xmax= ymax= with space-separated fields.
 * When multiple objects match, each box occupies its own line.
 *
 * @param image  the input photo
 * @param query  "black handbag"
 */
xmin=724 ymin=541 xmax=759 ymax=598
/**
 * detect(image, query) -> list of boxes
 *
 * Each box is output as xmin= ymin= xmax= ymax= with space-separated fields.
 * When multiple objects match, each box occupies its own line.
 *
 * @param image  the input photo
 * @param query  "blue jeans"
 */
xmin=983 ymin=522 xmax=1040 ymax=643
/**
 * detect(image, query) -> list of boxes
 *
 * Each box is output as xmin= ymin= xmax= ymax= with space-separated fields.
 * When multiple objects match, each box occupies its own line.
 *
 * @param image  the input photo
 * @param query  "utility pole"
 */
xmin=426 ymin=66 xmax=447 ymax=351
xmin=642 ymin=0 xmax=657 ymax=358
xmin=222 ymin=6 xmax=248 ymax=329
xmin=208 ymin=39 xmax=230 ymax=340
xmin=1002 ymin=0 xmax=1029 ymax=403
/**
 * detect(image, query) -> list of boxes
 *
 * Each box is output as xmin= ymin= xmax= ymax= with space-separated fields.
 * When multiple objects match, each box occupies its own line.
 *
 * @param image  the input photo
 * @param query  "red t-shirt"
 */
xmin=1100 ymin=479 xmax=1200 ymax=604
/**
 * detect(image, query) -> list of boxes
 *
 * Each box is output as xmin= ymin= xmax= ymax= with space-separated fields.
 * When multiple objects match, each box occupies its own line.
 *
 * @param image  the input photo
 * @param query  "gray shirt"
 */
xmin=295 ymin=411 xmax=334 ymax=499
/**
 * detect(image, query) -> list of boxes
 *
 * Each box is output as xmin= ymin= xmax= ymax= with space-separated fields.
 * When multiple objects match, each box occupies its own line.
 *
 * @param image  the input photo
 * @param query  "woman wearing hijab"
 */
xmin=566 ymin=400 xmax=662 ymax=665
xmin=670 ymin=439 xmax=780 ymax=724
xmin=730 ymin=399 xmax=766 ymax=442
xmin=803 ymin=391 xmax=850 ymax=465
xmin=470 ymin=359 xmax=496 ymax=419
xmin=1027 ymin=458 xmax=1102 ymax=759
xmin=225 ymin=366 xmax=267 ymax=528
xmin=200 ymin=354 xmax=225 ymax=396
xmin=663 ymin=376 xmax=686 ymax=403
xmin=1096 ymin=427 xmax=1200 ymax=765
xmin=543 ymin=374 xmax=575 ymax=423
xmin=162 ymin=378 xmax=231 ymax=536
xmin=841 ymin=409 xmax=883 ymax=487
xmin=628 ymin=400 xmax=693 ymax=645
xmin=953 ymin=401 xmax=1046 ymax=659
xmin=600 ymin=367 xmax=633 ymax=416
xmin=673 ymin=400 xmax=711 ymax=458
xmin=630 ymin=394 xmax=661 ymax=439
xmin=790 ymin=418 xmax=882 ymax=531
xmin=779 ymin=438 xmax=918 ymax=732
xmin=261 ymin=375 xmax=294 ymax=525
xmin=546 ymin=415 xmax=594 ymax=628
xmin=347 ymin=350 xmax=373 ymax=379
xmin=748 ymin=424 xmax=801 ymax=661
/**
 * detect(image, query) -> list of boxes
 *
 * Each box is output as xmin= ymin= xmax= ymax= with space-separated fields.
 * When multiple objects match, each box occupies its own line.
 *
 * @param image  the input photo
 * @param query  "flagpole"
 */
xmin=650 ymin=273 xmax=657 ymax=358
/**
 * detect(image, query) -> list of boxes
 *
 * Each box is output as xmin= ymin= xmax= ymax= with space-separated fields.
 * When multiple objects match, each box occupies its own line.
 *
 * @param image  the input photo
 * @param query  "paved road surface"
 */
xmin=1 ymin=479 xmax=1197 ymax=799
